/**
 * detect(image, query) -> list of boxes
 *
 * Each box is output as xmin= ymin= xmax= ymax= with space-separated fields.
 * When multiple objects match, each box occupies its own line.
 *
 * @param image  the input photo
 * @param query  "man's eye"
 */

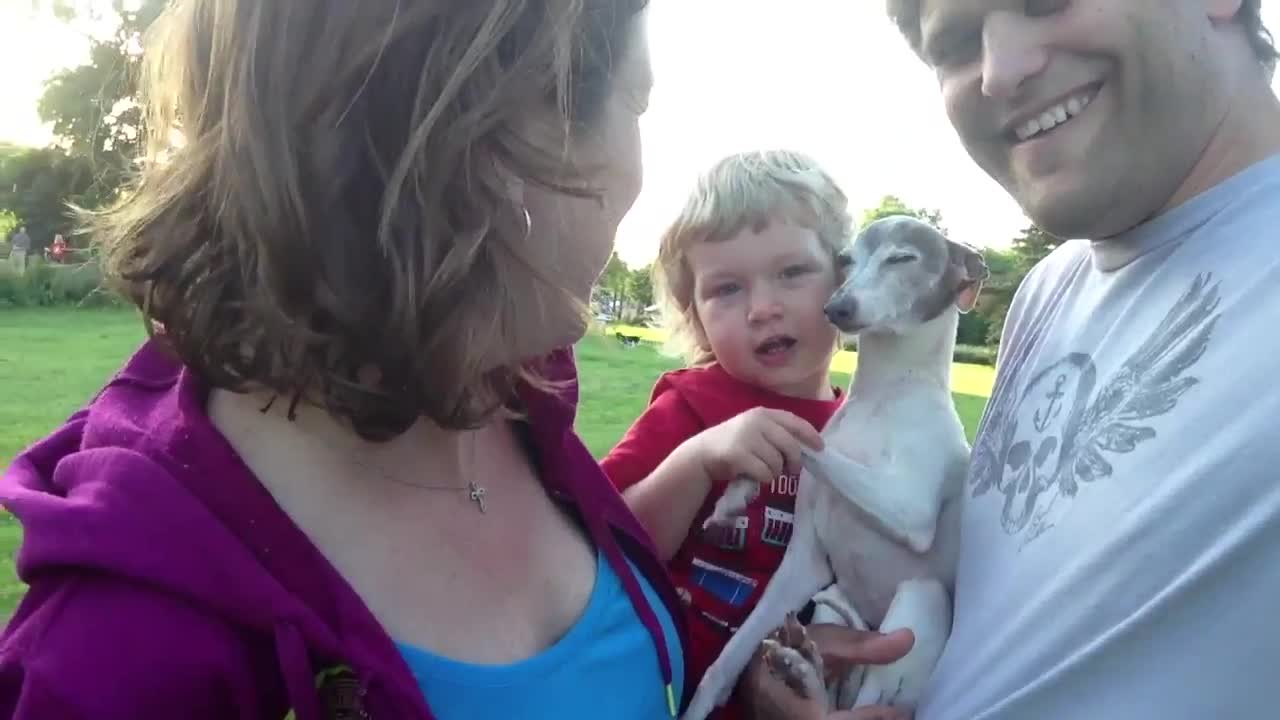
xmin=886 ymin=254 xmax=918 ymax=265
xmin=928 ymin=29 xmax=982 ymax=68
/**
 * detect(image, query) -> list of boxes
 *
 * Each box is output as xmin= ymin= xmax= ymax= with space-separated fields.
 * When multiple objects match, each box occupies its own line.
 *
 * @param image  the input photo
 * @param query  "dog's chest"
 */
xmin=812 ymin=483 xmax=936 ymax=627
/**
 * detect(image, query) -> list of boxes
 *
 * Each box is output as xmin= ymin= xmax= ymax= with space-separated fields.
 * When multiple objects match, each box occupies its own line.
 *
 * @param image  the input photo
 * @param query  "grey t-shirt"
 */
xmin=919 ymin=154 xmax=1280 ymax=719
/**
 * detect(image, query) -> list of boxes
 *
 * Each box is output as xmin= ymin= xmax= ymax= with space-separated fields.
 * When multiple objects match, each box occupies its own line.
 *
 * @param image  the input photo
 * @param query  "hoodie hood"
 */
xmin=0 ymin=340 xmax=412 ymax=718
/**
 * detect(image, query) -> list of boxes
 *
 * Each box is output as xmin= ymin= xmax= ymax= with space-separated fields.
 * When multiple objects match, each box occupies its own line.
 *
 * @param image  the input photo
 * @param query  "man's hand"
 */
xmin=743 ymin=622 xmax=915 ymax=720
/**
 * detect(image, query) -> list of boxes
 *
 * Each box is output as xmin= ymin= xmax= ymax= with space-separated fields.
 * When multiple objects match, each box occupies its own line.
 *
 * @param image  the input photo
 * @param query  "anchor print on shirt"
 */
xmin=969 ymin=273 xmax=1223 ymax=547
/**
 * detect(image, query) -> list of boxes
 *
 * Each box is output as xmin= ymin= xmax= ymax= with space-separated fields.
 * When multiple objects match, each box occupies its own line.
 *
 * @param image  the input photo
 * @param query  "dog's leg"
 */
xmin=852 ymin=578 xmax=951 ymax=711
xmin=802 ymin=448 xmax=944 ymax=555
xmin=760 ymin=613 xmax=827 ymax=703
xmin=682 ymin=500 xmax=834 ymax=720
xmin=808 ymin=584 xmax=869 ymax=710
xmin=703 ymin=476 xmax=759 ymax=530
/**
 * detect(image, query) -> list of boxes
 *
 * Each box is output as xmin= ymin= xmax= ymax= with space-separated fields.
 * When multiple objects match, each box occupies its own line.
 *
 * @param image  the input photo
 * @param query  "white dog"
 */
xmin=685 ymin=216 xmax=989 ymax=718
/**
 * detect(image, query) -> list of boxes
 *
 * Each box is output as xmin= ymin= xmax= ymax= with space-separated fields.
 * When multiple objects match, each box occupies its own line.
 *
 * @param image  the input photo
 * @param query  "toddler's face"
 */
xmin=689 ymin=221 xmax=840 ymax=400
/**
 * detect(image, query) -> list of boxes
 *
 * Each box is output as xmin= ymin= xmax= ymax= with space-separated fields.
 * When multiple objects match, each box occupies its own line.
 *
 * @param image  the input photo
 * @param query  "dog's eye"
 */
xmin=836 ymin=253 xmax=854 ymax=268
xmin=886 ymin=254 xmax=918 ymax=265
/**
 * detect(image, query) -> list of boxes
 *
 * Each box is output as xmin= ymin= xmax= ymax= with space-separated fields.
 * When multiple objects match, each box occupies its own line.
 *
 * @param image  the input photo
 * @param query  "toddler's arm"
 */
xmin=601 ymin=391 xmax=711 ymax=562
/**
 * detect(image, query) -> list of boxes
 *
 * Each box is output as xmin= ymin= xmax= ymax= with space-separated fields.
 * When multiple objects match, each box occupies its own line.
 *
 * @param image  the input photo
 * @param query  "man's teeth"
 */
xmin=1015 ymin=91 xmax=1094 ymax=142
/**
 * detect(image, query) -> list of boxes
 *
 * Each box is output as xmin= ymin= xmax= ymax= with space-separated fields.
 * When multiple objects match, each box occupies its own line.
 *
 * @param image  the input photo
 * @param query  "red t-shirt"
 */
xmin=601 ymin=363 xmax=844 ymax=720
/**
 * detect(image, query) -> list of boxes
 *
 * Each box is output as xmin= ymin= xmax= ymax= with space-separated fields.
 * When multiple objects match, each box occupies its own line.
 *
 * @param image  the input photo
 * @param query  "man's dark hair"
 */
xmin=887 ymin=0 xmax=1278 ymax=75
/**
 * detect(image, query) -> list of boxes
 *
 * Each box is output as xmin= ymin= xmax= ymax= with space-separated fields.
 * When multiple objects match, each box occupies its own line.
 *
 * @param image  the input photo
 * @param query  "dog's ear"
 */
xmin=947 ymin=241 xmax=989 ymax=313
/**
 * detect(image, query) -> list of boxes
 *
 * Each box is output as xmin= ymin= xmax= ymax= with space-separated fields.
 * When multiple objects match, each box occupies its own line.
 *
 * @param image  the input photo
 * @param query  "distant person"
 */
xmin=49 ymin=234 xmax=69 ymax=263
xmin=773 ymin=2 xmax=1280 ymax=719
xmin=9 ymin=226 xmax=30 ymax=273
xmin=601 ymin=149 xmax=909 ymax=720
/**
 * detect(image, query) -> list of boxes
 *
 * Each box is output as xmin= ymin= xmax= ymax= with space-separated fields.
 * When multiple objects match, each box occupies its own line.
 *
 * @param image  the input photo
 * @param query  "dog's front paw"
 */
xmin=762 ymin=613 xmax=827 ymax=701
xmin=702 ymin=476 xmax=759 ymax=530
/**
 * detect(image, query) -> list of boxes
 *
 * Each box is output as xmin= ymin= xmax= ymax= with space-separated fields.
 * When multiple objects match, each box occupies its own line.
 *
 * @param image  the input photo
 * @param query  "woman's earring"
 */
xmin=521 ymin=207 xmax=532 ymax=242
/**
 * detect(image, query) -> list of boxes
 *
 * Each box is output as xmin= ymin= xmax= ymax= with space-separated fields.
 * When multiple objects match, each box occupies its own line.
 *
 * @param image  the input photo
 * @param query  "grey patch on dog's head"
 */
xmin=911 ymin=235 xmax=990 ymax=323
xmin=825 ymin=215 xmax=989 ymax=334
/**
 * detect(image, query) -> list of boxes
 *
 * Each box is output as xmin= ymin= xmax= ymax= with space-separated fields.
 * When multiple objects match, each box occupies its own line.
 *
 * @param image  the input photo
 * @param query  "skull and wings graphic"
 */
xmin=969 ymin=273 xmax=1223 ymax=545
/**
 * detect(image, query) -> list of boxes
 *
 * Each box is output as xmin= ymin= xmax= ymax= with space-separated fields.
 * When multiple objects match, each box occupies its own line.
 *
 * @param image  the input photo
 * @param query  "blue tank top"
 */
xmin=396 ymin=548 xmax=684 ymax=719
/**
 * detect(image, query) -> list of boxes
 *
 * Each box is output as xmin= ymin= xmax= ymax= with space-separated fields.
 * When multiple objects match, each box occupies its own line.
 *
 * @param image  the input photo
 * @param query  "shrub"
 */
xmin=953 ymin=343 xmax=997 ymax=366
xmin=957 ymin=311 xmax=991 ymax=346
xmin=0 ymin=258 xmax=120 ymax=308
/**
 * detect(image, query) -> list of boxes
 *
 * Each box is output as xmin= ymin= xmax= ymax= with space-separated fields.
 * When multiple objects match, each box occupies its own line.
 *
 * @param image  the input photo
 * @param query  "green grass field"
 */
xmin=0 ymin=307 xmax=992 ymax=620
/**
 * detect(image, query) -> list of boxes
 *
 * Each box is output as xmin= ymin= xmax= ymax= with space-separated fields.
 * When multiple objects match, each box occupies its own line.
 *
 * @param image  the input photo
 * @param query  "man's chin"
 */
xmin=1011 ymin=177 xmax=1111 ymax=241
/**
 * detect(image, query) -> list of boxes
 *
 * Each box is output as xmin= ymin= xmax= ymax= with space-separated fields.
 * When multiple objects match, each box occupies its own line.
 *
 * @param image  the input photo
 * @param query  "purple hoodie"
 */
xmin=0 ymin=339 xmax=690 ymax=719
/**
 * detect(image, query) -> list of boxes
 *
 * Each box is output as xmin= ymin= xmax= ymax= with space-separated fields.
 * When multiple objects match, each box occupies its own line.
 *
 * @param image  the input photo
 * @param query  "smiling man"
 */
xmin=873 ymin=1 xmax=1280 ymax=718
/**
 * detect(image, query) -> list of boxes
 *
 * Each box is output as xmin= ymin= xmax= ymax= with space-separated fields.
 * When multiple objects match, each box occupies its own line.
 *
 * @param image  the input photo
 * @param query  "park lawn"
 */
xmin=0 ymin=307 xmax=993 ymax=620
xmin=0 ymin=307 xmax=151 ymax=466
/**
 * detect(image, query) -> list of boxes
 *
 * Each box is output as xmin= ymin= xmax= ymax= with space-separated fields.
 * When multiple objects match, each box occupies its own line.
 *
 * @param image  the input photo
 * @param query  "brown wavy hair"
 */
xmin=89 ymin=0 xmax=647 ymax=440
xmin=887 ymin=0 xmax=1278 ymax=75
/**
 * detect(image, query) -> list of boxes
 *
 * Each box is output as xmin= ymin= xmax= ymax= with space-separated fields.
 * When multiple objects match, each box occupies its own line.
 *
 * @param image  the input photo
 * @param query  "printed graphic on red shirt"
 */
xmin=690 ymin=558 xmax=757 ymax=608
xmin=703 ymin=515 xmax=749 ymax=551
xmin=768 ymin=472 xmax=801 ymax=497
xmin=761 ymin=506 xmax=795 ymax=547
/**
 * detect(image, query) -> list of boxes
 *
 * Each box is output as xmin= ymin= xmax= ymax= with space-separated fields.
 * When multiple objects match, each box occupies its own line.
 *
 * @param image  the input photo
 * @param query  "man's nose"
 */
xmin=824 ymin=297 xmax=855 ymax=326
xmin=981 ymin=12 xmax=1050 ymax=98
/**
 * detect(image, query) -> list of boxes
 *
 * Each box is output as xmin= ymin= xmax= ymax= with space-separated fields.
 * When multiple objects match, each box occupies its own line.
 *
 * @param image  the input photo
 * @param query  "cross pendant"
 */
xmin=468 ymin=482 xmax=487 ymax=514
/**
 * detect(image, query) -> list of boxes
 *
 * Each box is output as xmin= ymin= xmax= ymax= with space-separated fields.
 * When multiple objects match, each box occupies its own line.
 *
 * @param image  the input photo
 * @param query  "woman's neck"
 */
xmin=210 ymin=387 xmax=481 ymax=490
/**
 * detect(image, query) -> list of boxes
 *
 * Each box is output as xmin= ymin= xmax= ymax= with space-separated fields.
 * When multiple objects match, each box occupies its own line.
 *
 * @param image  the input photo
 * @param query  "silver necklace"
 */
xmin=373 ymin=470 xmax=487 ymax=514
xmin=319 ymin=431 xmax=489 ymax=514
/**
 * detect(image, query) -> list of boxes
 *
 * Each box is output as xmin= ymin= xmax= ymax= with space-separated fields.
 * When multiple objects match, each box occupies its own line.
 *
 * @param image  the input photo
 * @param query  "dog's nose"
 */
xmin=824 ymin=299 xmax=855 ymax=326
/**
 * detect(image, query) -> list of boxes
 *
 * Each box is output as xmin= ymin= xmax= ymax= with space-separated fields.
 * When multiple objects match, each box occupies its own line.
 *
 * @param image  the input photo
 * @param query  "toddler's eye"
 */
xmin=711 ymin=282 xmax=740 ymax=297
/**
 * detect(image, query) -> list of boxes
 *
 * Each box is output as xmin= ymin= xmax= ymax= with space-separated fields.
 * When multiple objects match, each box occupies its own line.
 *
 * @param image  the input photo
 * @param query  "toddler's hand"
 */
xmin=693 ymin=407 xmax=824 ymax=489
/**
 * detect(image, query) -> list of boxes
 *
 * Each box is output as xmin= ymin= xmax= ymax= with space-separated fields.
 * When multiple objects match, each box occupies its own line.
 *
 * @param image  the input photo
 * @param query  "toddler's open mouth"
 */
xmin=755 ymin=335 xmax=797 ymax=358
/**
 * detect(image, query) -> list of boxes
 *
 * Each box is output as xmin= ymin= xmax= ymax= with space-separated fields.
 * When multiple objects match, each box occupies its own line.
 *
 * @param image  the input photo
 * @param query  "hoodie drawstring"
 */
xmin=579 ymin=511 xmax=678 ymax=717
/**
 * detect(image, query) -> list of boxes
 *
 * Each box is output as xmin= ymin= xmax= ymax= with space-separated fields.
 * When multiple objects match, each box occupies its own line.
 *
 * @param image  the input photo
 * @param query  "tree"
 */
xmin=596 ymin=252 xmax=631 ymax=318
xmin=860 ymin=194 xmax=947 ymax=235
xmin=36 ymin=0 xmax=169 ymax=209
xmin=0 ymin=144 xmax=96 ymax=248
xmin=0 ymin=211 xmax=18 ymax=244
xmin=627 ymin=266 xmax=655 ymax=311
xmin=959 ymin=247 xmax=1016 ymax=346
xmin=980 ymin=225 xmax=1065 ymax=346
xmin=1007 ymin=224 xmax=1062 ymax=273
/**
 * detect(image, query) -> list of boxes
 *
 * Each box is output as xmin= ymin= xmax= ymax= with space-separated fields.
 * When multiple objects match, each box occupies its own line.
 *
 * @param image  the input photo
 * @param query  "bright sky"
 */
xmin=3 ymin=1 xmax=1279 ymax=266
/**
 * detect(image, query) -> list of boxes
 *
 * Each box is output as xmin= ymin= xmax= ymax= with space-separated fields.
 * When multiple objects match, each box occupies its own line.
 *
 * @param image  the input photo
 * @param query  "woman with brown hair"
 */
xmin=0 ymin=0 xmax=919 ymax=716
xmin=0 ymin=1 xmax=685 ymax=718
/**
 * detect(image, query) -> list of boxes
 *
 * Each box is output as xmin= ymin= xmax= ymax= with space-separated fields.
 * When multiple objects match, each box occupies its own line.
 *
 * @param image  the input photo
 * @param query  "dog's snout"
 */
xmin=824 ymin=298 xmax=855 ymax=326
